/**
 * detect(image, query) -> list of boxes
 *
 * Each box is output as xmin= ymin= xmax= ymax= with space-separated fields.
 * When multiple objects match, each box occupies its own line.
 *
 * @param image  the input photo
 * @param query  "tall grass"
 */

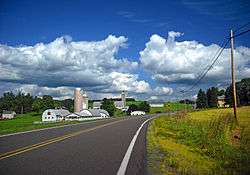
xmin=147 ymin=110 xmax=250 ymax=174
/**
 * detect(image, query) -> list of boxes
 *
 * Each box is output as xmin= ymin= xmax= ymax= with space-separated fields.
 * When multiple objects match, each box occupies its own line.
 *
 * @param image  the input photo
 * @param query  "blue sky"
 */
xmin=0 ymin=0 xmax=250 ymax=101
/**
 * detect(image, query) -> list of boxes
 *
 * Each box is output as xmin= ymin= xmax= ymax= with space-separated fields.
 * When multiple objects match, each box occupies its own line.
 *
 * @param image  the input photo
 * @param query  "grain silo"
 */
xmin=82 ymin=91 xmax=89 ymax=109
xmin=74 ymin=88 xmax=83 ymax=113
xmin=121 ymin=91 xmax=126 ymax=108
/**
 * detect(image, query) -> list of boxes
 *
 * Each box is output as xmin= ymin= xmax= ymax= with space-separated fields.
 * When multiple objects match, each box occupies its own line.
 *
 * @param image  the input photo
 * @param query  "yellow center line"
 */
xmin=0 ymin=119 xmax=126 ymax=161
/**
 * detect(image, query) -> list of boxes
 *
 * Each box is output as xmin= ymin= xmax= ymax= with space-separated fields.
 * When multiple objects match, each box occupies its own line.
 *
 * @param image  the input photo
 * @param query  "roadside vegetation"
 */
xmin=147 ymin=106 xmax=250 ymax=174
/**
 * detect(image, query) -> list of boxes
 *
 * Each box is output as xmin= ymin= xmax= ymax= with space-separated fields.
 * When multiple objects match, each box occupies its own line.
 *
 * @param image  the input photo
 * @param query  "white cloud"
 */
xmin=140 ymin=31 xmax=250 ymax=85
xmin=153 ymin=86 xmax=173 ymax=95
xmin=0 ymin=35 xmax=145 ymax=95
xmin=15 ymin=84 xmax=74 ymax=100
xmin=108 ymin=72 xmax=151 ymax=93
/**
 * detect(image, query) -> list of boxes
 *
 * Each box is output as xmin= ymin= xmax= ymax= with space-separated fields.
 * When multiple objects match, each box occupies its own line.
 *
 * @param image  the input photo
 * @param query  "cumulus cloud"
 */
xmin=108 ymin=72 xmax=151 ymax=93
xmin=140 ymin=31 xmax=250 ymax=85
xmin=0 ymin=35 xmax=145 ymax=94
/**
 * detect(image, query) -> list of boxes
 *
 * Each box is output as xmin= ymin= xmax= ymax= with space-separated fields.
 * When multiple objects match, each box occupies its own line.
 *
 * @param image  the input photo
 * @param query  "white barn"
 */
xmin=42 ymin=109 xmax=70 ymax=122
xmin=65 ymin=109 xmax=110 ymax=121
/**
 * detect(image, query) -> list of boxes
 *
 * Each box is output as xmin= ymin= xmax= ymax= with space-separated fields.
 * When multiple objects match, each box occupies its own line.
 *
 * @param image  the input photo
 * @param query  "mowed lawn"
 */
xmin=0 ymin=112 xmax=81 ymax=135
xmin=147 ymin=106 xmax=250 ymax=174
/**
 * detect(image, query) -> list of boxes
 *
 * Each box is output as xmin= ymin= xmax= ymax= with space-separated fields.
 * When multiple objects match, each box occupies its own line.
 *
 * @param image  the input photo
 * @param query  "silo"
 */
xmin=121 ymin=91 xmax=126 ymax=108
xmin=74 ymin=88 xmax=83 ymax=112
xmin=82 ymin=91 xmax=88 ymax=109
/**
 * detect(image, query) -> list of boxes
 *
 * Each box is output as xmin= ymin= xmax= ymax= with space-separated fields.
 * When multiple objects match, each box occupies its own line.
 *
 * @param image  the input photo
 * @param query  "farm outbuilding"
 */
xmin=1 ymin=111 xmax=16 ymax=119
xmin=130 ymin=111 xmax=145 ymax=116
xmin=42 ymin=109 xmax=70 ymax=122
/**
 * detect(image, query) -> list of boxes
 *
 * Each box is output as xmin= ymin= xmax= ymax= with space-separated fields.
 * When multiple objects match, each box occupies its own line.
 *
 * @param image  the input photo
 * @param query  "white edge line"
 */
xmin=0 ymin=118 xmax=116 ymax=138
xmin=116 ymin=117 xmax=154 ymax=175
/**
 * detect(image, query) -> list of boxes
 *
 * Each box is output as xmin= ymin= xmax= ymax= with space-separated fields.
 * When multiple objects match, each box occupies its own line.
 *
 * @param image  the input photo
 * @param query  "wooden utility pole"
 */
xmin=230 ymin=29 xmax=238 ymax=121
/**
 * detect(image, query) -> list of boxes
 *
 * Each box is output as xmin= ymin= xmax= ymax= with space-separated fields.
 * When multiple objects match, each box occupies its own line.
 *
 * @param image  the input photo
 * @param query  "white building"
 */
xmin=1 ymin=111 xmax=16 ymax=119
xmin=131 ymin=111 xmax=145 ymax=116
xmin=93 ymin=101 xmax=102 ymax=109
xmin=42 ymin=109 xmax=70 ymax=122
xmin=149 ymin=103 xmax=164 ymax=107
xmin=65 ymin=109 xmax=109 ymax=121
xmin=114 ymin=91 xmax=128 ymax=111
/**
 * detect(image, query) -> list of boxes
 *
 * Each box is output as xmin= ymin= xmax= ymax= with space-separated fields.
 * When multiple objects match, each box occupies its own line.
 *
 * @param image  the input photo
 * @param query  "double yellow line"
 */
xmin=0 ymin=119 xmax=124 ymax=161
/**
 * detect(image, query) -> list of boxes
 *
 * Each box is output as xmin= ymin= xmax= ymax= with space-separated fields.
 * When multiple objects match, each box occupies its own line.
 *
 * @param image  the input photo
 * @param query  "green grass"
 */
xmin=113 ymin=108 xmax=126 ymax=117
xmin=147 ymin=106 xmax=250 ymax=174
xmin=0 ymin=112 xmax=88 ymax=135
xmin=149 ymin=102 xmax=192 ymax=114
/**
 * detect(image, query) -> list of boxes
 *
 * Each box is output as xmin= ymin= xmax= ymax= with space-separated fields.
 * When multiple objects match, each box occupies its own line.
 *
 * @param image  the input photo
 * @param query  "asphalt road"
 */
xmin=0 ymin=115 xmax=157 ymax=175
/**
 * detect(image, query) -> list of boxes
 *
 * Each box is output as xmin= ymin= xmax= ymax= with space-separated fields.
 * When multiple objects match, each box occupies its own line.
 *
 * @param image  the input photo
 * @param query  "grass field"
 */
xmin=0 ymin=112 xmax=88 ymax=135
xmin=149 ymin=102 xmax=192 ymax=114
xmin=147 ymin=106 xmax=250 ymax=174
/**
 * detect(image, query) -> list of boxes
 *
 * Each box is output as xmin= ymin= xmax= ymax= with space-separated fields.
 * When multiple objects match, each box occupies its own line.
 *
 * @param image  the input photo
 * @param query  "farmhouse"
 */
xmin=1 ymin=110 xmax=16 ymax=119
xmin=217 ymin=95 xmax=226 ymax=108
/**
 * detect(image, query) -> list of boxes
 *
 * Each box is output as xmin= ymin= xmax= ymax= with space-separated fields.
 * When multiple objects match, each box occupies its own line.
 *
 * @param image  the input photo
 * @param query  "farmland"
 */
xmin=147 ymin=106 xmax=250 ymax=174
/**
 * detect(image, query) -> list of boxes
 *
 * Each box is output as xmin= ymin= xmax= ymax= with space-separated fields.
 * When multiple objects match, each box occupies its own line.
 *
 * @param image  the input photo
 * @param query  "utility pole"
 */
xmin=230 ymin=29 xmax=238 ymax=121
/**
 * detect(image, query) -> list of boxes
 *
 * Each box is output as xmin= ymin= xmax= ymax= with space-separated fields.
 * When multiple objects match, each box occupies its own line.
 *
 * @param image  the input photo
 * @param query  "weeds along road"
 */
xmin=0 ymin=115 xmax=159 ymax=175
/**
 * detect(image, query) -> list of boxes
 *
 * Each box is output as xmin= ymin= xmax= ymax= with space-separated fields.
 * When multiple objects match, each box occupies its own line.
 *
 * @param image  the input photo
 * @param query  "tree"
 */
xmin=206 ymin=87 xmax=218 ymax=108
xmin=217 ymin=89 xmax=225 ymax=96
xmin=101 ymin=98 xmax=116 ymax=116
xmin=0 ymin=92 xmax=16 ymax=113
xmin=32 ymin=98 xmax=44 ymax=113
xmin=42 ymin=95 xmax=54 ymax=109
xmin=138 ymin=101 xmax=150 ymax=112
xmin=61 ymin=99 xmax=74 ymax=112
xmin=127 ymin=104 xmax=138 ymax=115
xmin=196 ymin=89 xmax=207 ymax=109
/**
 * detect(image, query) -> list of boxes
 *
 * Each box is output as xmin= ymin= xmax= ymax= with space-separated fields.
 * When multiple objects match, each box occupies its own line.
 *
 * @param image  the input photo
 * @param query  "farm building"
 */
xmin=130 ymin=111 xmax=145 ymax=116
xmin=65 ymin=109 xmax=109 ymax=121
xmin=93 ymin=101 xmax=102 ymax=109
xmin=217 ymin=95 xmax=226 ymax=108
xmin=149 ymin=103 xmax=164 ymax=107
xmin=42 ymin=109 xmax=70 ymax=122
xmin=1 ymin=111 xmax=16 ymax=119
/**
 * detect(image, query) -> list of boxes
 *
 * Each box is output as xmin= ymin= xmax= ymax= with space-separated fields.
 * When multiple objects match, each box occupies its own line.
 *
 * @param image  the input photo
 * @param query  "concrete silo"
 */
xmin=121 ymin=91 xmax=126 ymax=108
xmin=82 ymin=91 xmax=88 ymax=109
xmin=74 ymin=88 xmax=83 ymax=113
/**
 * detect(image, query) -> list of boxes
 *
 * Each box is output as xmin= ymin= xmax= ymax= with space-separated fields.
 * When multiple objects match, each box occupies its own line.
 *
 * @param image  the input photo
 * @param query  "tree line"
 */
xmin=0 ymin=92 xmax=74 ymax=114
xmin=196 ymin=78 xmax=250 ymax=109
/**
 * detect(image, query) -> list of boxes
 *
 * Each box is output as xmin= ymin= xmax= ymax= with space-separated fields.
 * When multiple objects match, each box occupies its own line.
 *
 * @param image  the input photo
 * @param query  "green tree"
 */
xmin=217 ymin=89 xmax=225 ymax=96
xmin=32 ymin=98 xmax=44 ymax=113
xmin=101 ymin=98 xmax=116 ymax=116
xmin=138 ymin=101 xmax=150 ymax=112
xmin=206 ymin=87 xmax=218 ymax=108
xmin=0 ymin=92 xmax=16 ymax=112
xmin=127 ymin=104 xmax=138 ymax=114
xmin=61 ymin=99 xmax=74 ymax=112
xmin=196 ymin=89 xmax=207 ymax=109
xmin=42 ymin=95 xmax=54 ymax=109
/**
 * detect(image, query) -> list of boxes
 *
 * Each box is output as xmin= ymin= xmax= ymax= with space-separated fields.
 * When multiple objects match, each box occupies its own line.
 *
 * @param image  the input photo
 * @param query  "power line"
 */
xmin=191 ymin=38 xmax=228 ymax=84
xmin=181 ymin=39 xmax=230 ymax=94
xmin=233 ymin=21 xmax=250 ymax=33
xmin=231 ymin=29 xmax=250 ymax=39
xmin=180 ymin=28 xmax=250 ymax=95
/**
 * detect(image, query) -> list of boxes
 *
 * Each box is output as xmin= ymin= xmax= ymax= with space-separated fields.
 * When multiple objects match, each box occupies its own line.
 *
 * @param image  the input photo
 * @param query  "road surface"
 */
xmin=0 ymin=115 xmax=157 ymax=175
